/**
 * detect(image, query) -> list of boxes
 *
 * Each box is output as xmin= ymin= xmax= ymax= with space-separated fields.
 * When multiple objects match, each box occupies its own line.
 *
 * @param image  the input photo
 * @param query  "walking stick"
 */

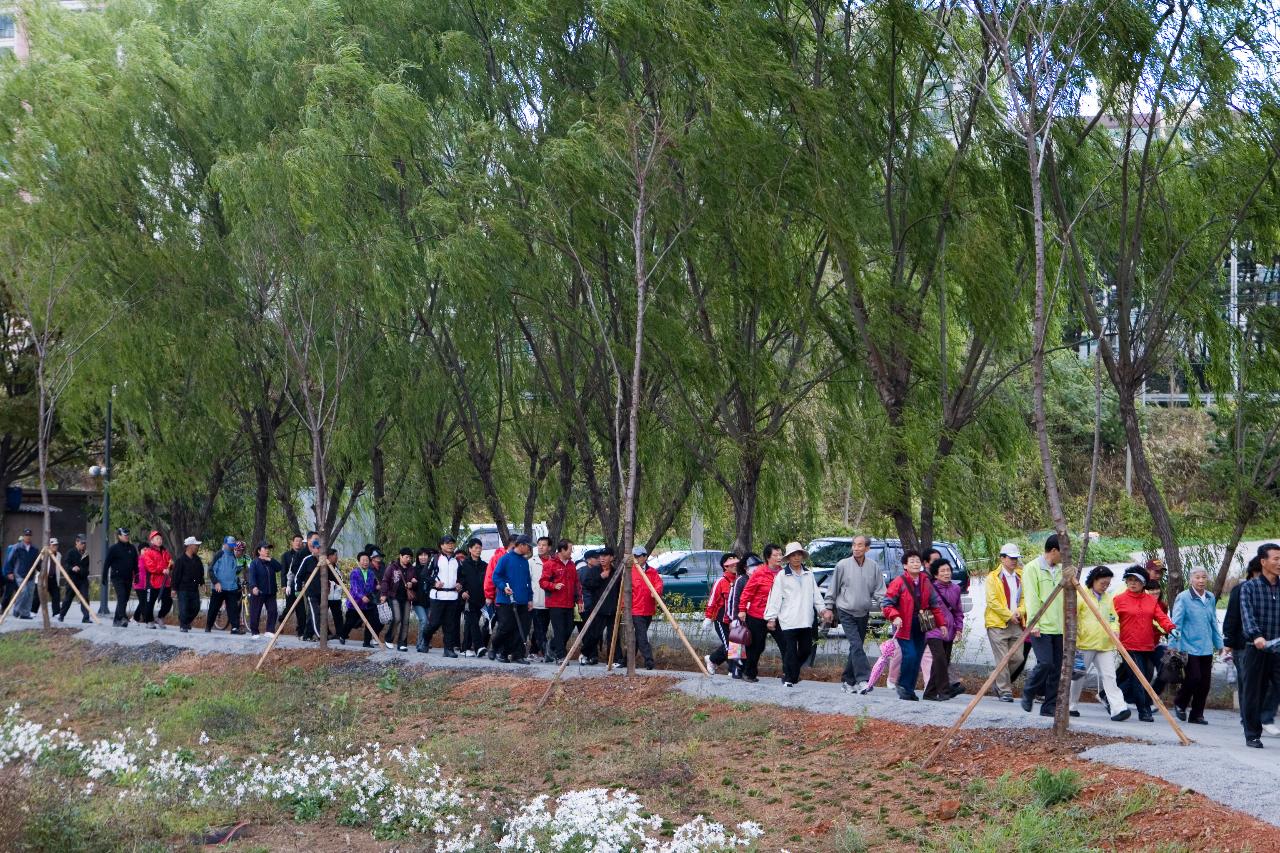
xmin=254 ymin=561 xmax=321 ymax=672
xmin=50 ymin=553 xmax=100 ymax=624
xmin=536 ymin=567 xmax=625 ymax=708
xmin=633 ymin=567 xmax=710 ymax=675
xmin=924 ymin=581 xmax=1066 ymax=767
xmin=1074 ymin=578 xmax=1191 ymax=746
xmin=0 ymin=557 xmax=41 ymax=626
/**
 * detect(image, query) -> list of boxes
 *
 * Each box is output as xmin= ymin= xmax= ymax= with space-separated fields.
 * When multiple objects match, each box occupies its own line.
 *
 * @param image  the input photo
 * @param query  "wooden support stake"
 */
xmin=329 ymin=569 xmax=381 ymax=645
xmin=924 ymin=580 xmax=1066 ymax=767
xmin=536 ymin=567 xmax=625 ymax=709
xmin=254 ymin=562 xmax=321 ymax=672
xmin=37 ymin=550 xmax=51 ymax=628
xmin=50 ymin=552 xmax=100 ymax=624
xmin=1074 ymin=579 xmax=1191 ymax=746
xmin=634 ymin=566 xmax=709 ymax=676
xmin=605 ymin=603 xmax=623 ymax=671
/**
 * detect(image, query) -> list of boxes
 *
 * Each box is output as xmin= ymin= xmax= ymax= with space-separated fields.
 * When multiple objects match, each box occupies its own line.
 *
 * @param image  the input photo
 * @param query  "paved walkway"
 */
xmin=1 ymin=615 xmax=1275 ymax=828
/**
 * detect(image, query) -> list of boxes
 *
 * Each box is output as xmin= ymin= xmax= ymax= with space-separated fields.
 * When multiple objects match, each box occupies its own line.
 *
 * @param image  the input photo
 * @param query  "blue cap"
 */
xmin=632 ymin=545 xmax=648 ymax=557
xmin=223 ymin=535 xmax=237 ymax=546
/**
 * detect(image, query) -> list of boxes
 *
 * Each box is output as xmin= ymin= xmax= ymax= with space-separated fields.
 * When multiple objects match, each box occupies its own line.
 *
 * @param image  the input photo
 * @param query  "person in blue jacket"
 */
xmin=206 ymin=536 xmax=244 ymax=634
xmin=1170 ymin=567 xmax=1223 ymax=725
xmin=488 ymin=534 xmax=534 ymax=664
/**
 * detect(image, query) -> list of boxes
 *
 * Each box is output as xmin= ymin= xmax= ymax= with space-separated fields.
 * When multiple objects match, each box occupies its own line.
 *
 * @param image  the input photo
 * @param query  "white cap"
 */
xmin=783 ymin=541 xmax=808 ymax=558
xmin=183 ymin=536 xmax=202 ymax=546
xmin=999 ymin=543 xmax=1021 ymax=559
xmin=48 ymin=537 xmax=58 ymax=546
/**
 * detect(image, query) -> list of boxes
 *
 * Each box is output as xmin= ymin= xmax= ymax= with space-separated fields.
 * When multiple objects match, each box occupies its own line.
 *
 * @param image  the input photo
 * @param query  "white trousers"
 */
xmin=1068 ymin=648 xmax=1127 ymax=713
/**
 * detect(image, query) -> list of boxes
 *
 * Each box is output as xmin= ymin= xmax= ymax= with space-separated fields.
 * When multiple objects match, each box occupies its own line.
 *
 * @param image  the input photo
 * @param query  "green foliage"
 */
xmin=1030 ymin=768 xmax=1082 ymax=807
xmin=142 ymin=673 xmax=195 ymax=699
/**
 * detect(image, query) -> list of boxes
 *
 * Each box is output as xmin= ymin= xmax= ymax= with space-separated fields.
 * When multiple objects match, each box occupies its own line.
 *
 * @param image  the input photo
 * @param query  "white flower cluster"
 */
xmin=0 ymin=705 xmax=765 ymax=851
xmin=499 ymin=788 xmax=763 ymax=853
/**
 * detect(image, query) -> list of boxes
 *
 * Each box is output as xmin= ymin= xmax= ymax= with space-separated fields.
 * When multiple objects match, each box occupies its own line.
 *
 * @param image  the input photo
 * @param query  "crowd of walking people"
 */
xmin=5 ymin=523 xmax=1279 ymax=745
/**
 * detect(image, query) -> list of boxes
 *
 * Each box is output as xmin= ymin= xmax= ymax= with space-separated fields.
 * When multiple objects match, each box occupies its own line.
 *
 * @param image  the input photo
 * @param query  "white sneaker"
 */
xmin=1263 ymin=724 xmax=1280 ymax=737
xmin=703 ymin=655 xmax=716 ymax=674
xmin=384 ymin=642 xmax=395 ymax=650
xmin=783 ymin=681 xmax=795 ymax=688
xmin=156 ymin=622 xmax=167 ymax=630
xmin=462 ymin=650 xmax=474 ymax=657
xmin=265 ymin=632 xmax=274 ymax=639
xmin=886 ymin=680 xmax=896 ymax=690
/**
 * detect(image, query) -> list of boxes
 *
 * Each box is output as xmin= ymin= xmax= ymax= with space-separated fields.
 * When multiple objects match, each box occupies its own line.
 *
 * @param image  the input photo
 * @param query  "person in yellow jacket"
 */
xmin=985 ymin=543 xmax=1027 ymax=702
xmin=1068 ymin=566 xmax=1131 ymax=721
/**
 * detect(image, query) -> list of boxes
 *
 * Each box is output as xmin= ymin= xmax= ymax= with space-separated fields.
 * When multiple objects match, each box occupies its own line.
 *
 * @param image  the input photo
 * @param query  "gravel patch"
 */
xmin=82 ymin=641 xmax=187 ymax=666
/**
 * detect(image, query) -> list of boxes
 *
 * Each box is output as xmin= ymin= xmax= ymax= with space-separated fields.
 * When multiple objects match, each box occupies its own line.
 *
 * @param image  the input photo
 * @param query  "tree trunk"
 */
xmin=1214 ymin=514 xmax=1251 ymax=598
xmin=730 ymin=452 xmax=764 ymax=555
xmin=1116 ymin=394 xmax=1183 ymax=603
xmin=371 ymin=444 xmax=386 ymax=545
xmin=251 ymin=455 xmax=270 ymax=551
xmin=310 ymin=428 xmax=329 ymax=651
xmin=547 ymin=451 xmax=574 ymax=542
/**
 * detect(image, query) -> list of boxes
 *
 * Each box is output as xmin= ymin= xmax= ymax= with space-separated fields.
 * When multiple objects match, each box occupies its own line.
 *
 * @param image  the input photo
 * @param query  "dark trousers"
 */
xmin=581 ymin=609 xmax=614 ymax=662
xmin=57 ymin=572 xmax=91 ymax=621
xmin=838 ymin=612 xmax=872 ymax=686
xmin=1 ymin=575 xmax=15 ymax=613
xmin=745 ymin=615 xmax=780 ymax=679
xmin=1025 ymin=633 xmax=1064 ymax=714
xmin=631 ymin=615 xmax=654 ymax=667
xmin=249 ymin=594 xmax=278 ymax=635
xmin=1118 ymin=649 xmax=1158 ymax=716
xmin=462 ymin=604 xmax=484 ymax=652
xmin=284 ymin=592 xmax=309 ymax=637
xmin=340 ymin=606 xmax=381 ymax=644
xmin=491 ymin=603 xmax=529 ymax=659
xmin=897 ymin=629 xmax=927 ymax=694
xmin=1173 ymin=653 xmax=1213 ymax=719
xmin=530 ymin=608 xmax=550 ymax=656
xmin=423 ymin=599 xmax=460 ymax=651
xmin=1242 ymin=646 xmax=1280 ymax=739
xmin=301 ymin=597 xmax=327 ymax=639
xmin=924 ymin=638 xmax=954 ymax=699
xmin=136 ymin=587 xmax=160 ymax=623
xmin=547 ymin=607 xmax=574 ymax=661
xmin=206 ymin=588 xmax=242 ymax=631
xmin=176 ymin=588 xmax=200 ymax=629
xmin=777 ymin=627 xmax=814 ymax=684
xmin=709 ymin=620 xmax=730 ymax=666
xmin=111 ymin=577 xmax=131 ymax=623
xmin=157 ymin=587 xmax=173 ymax=622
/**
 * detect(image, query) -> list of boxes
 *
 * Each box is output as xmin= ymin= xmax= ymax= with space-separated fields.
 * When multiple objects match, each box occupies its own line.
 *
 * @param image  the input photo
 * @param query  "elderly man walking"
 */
xmin=825 ymin=535 xmax=885 ymax=694
xmin=985 ymin=543 xmax=1027 ymax=702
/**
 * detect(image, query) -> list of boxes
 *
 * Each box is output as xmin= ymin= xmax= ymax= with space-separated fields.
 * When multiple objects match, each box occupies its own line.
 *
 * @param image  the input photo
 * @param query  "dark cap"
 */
xmin=116 ymin=527 xmax=129 ymax=536
xmin=74 ymin=533 xmax=86 ymax=542
xmin=598 ymin=545 xmax=615 ymax=557
xmin=513 ymin=534 xmax=533 ymax=547
xmin=257 ymin=541 xmax=272 ymax=551
xmin=369 ymin=549 xmax=383 ymax=559
xmin=439 ymin=534 xmax=456 ymax=545
xmin=584 ymin=549 xmax=600 ymax=560
xmin=21 ymin=528 xmax=31 ymax=536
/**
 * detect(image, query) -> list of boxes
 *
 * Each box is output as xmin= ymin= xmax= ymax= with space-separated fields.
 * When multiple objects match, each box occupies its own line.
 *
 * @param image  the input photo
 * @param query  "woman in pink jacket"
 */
xmin=135 ymin=531 xmax=172 ymax=628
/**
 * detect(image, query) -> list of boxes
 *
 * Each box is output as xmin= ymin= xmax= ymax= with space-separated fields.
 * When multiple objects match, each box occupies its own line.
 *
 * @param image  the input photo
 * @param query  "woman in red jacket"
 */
xmin=703 ymin=554 xmax=744 ymax=676
xmin=136 ymin=531 xmax=172 ymax=629
xmin=629 ymin=546 xmax=664 ymax=670
xmin=1112 ymin=565 xmax=1175 ymax=722
xmin=881 ymin=550 xmax=948 ymax=701
xmin=738 ymin=545 xmax=784 ymax=683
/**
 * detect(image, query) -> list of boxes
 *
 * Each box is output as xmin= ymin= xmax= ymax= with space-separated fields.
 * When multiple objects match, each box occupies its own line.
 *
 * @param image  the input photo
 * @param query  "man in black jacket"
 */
xmin=579 ymin=546 xmax=620 ymax=665
xmin=171 ymin=536 xmax=205 ymax=632
xmin=104 ymin=528 xmax=139 ymax=627
xmin=280 ymin=534 xmax=309 ymax=639
xmin=297 ymin=532 xmax=323 ymax=641
xmin=56 ymin=534 xmax=92 ymax=623
xmin=458 ymin=538 xmax=487 ymax=656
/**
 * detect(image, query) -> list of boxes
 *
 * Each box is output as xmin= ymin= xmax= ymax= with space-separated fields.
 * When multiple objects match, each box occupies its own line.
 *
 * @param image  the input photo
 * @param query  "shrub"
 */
xmin=1030 ymin=767 xmax=1081 ymax=807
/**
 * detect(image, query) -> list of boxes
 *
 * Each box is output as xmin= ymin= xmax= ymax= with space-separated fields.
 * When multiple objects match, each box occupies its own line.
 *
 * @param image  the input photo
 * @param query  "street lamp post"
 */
xmin=93 ymin=388 xmax=113 ymax=614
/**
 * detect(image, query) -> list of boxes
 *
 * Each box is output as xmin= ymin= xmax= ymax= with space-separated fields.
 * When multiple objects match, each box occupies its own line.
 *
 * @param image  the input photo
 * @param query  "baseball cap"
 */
xmin=74 ymin=533 xmax=85 ymax=542
xmin=1000 ymin=543 xmax=1022 ymax=559
xmin=116 ymin=527 xmax=129 ymax=536
xmin=148 ymin=530 xmax=161 ymax=541
xmin=257 ymin=541 xmax=272 ymax=551
xmin=513 ymin=534 xmax=533 ymax=547
xmin=439 ymin=534 xmax=456 ymax=545
xmin=632 ymin=544 xmax=648 ymax=557
xmin=183 ymin=536 xmax=201 ymax=546
xmin=48 ymin=537 xmax=58 ymax=546
xmin=223 ymin=535 xmax=237 ymax=546
xmin=21 ymin=528 xmax=31 ymax=536
xmin=369 ymin=549 xmax=383 ymax=559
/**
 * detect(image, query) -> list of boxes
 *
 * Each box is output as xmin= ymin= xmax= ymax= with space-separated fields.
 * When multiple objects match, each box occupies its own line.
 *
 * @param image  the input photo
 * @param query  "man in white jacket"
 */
xmin=765 ymin=542 xmax=833 ymax=687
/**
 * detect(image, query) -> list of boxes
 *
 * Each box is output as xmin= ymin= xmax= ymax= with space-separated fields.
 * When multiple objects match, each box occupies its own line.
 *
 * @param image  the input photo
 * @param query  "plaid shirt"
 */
xmin=1239 ymin=574 xmax=1280 ymax=642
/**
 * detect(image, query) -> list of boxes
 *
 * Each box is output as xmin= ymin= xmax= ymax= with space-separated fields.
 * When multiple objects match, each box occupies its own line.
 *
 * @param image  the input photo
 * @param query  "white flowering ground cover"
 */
xmin=0 ymin=705 xmax=762 ymax=851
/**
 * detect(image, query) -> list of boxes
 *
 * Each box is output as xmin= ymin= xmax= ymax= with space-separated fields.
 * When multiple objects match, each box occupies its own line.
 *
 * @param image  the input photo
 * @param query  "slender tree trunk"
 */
xmin=1117 ymin=393 xmax=1183 ymax=603
xmin=310 ymin=429 xmax=329 ymax=650
xmin=251 ymin=456 xmax=270 ymax=551
xmin=371 ymin=444 xmax=386 ymax=545
xmin=36 ymin=370 xmax=52 ymax=629
xmin=1214 ymin=514 xmax=1251 ymax=597
xmin=730 ymin=452 xmax=764 ymax=555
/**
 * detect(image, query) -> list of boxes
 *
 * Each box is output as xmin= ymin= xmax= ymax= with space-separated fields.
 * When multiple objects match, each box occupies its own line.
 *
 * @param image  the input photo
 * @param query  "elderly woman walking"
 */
xmin=922 ymin=557 xmax=965 ymax=701
xmin=1170 ymin=567 xmax=1223 ymax=725
xmin=764 ymin=543 xmax=832 ymax=687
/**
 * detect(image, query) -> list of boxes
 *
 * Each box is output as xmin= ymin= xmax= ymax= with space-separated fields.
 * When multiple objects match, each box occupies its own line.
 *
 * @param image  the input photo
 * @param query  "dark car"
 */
xmin=653 ymin=550 xmax=726 ymax=608
xmin=805 ymin=537 xmax=971 ymax=595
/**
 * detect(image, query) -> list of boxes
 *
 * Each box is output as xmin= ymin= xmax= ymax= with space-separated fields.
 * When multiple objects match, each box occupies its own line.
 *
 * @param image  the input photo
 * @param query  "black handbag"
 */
xmin=1159 ymin=648 xmax=1187 ymax=686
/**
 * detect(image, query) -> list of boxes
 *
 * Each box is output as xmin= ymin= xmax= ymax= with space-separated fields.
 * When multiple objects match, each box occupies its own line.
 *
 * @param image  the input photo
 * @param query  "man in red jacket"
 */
xmin=540 ymin=538 xmax=578 ymax=663
xmin=737 ymin=544 xmax=784 ymax=683
xmin=628 ymin=545 xmax=664 ymax=670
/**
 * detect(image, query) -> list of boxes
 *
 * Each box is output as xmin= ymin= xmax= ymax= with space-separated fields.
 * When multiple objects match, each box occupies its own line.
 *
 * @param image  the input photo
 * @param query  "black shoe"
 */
xmin=338 ymin=637 xmax=346 ymax=645
xmin=362 ymin=641 xmax=372 ymax=648
xmin=203 ymin=627 xmax=212 ymax=633
xmin=1020 ymin=693 xmax=1034 ymax=712
xmin=1188 ymin=717 xmax=1208 ymax=725
xmin=744 ymin=675 xmax=759 ymax=683
xmin=924 ymin=694 xmax=949 ymax=702
xmin=1039 ymin=709 xmax=1056 ymax=717
xmin=1111 ymin=709 xmax=1131 ymax=721
xmin=81 ymin=617 xmax=92 ymax=624
xmin=584 ymin=658 xmax=598 ymax=666
xmin=897 ymin=688 xmax=919 ymax=701
xmin=1069 ymin=710 xmax=1080 ymax=717
xmin=56 ymin=615 xmax=64 ymax=623
xmin=416 ymin=646 xmax=426 ymax=653
xmin=1248 ymin=737 xmax=1264 ymax=748
xmin=1174 ymin=706 xmax=1187 ymax=721
xmin=645 ymin=662 xmax=655 ymax=671
xmin=180 ymin=626 xmax=190 ymax=633
xmin=511 ymin=657 xmax=530 ymax=665
xmin=443 ymin=649 xmax=458 ymax=658
xmin=998 ymin=693 xmax=1014 ymax=702
xmin=1139 ymin=712 xmax=1154 ymax=722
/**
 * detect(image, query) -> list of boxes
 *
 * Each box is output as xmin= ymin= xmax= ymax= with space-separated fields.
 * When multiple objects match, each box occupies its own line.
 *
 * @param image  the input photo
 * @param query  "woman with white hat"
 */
xmin=764 ymin=542 xmax=832 ymax=687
